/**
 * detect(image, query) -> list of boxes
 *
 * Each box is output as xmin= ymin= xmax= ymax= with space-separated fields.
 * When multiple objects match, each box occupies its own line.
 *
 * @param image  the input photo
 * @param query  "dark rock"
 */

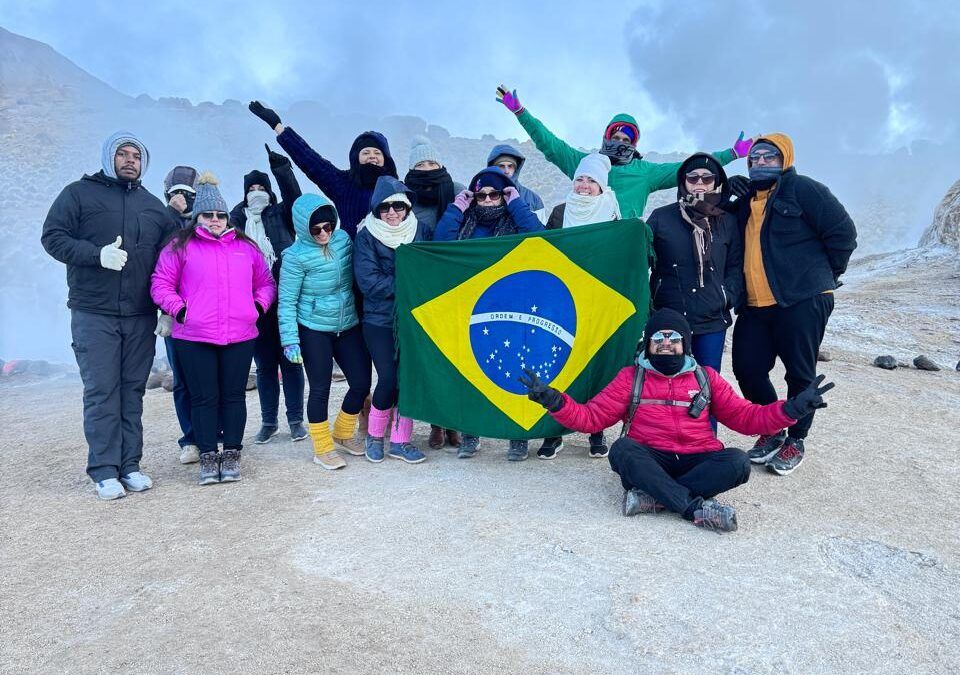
xmin=873 ymin=355 xmax=898 ymax=370
xmin=246 ymin=371 xmax=257 ymax=391
xmin=161 ymin=372 xmax=175 ymax=392
xmin=955 ymin=360 xmax=959 ymax=372
xmin=817 ymin=349 xmax=832 ymax=362
xmin=146 ymin=371 xmax=164 ymax=390
xmin=913 ymin=355 xmax=941 ymax=371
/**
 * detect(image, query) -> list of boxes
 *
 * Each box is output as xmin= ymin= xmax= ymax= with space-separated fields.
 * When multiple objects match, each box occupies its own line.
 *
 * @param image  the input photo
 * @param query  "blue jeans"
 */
xmin=164 ymin=335 xmax=193 ymax=447
xmin=691 ymin=330 xmax=726 ymax=433
xmin=255 ymin=306 xmax=305 ymax=427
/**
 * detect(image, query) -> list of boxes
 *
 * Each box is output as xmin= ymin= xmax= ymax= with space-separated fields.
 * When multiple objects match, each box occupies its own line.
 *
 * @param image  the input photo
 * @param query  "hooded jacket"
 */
xmin=647 ymin=153 xmax=745 ymax=334
xmin=432 ymin=167 xmax=544 ymax=241
xmin=732 ymin=133 xmax=857 ymax=308
xmin=41 ymin=167 xmax=175 ymax=316
xmin=353 ymin=176 xmax=428 ymax=328
xmin=150 ymin=227 xmax=276 ymax=345
xmin=514 ymin=110 xmax=737 ymax=219
xmin=486 ymin=144 xmax=544 ymax=216
xmin=276 ymin=127 xmax=397 ymax=240
xmin=277 ymin=193 xmax=357 ymax=345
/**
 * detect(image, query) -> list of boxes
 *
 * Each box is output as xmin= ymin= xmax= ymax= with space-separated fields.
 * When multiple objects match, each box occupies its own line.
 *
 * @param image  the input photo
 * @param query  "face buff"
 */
xmin=246 ymin=190 xmax=270 ymax=214
xmin=600 ymin=138 xmax=637 ymax=165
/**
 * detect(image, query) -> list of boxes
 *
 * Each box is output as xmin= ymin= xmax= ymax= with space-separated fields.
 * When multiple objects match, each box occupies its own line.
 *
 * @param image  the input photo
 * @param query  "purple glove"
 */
xmin=453 ymin=189 xmax=473 ymax=212
xmin=503 ymin=186 xmax=520 ymax=205
xmin=733 ymin=131 xmax=754 ymax=159
xmin=496 ymin=85 xmax=524 ymax=114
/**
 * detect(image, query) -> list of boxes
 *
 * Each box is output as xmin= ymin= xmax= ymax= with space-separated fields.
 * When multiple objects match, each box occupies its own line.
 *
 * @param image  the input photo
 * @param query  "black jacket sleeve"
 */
xmin=723 ymin=215 xmax=745 ymax=310
xmin=270 ymin=153 xmax=302 ymax=236
xmin=798 ymin=178 xmax=858 ymax=279
xmin=40 ymin=184 xmax=100 ymax=267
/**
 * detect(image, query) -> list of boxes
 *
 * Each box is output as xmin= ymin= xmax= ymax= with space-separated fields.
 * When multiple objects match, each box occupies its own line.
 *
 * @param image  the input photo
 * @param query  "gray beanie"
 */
xmin=407 ymin=135 xmax=442 ymax=170
xmin=191 ymin=172 xmax=229 ymax=219
xmin=101 ymin=131 xmax=150 ymax=180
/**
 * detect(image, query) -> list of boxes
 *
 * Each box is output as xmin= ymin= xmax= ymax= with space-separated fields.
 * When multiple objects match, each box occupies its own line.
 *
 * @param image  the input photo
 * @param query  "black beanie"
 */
xmin=309 ymin=205 xmax=337 ymax=229
xmin=643 ymin=308 xmax=692 ymax=356
xmin=243 ymin=169 xmax=272 ymax=194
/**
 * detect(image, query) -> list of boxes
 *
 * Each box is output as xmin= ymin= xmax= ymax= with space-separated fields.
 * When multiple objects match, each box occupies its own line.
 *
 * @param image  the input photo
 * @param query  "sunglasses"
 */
xmin=684 ymin=172 xmax=716 ymax=185
xmin=199 ymin=212 xmax=228 ymax=221
xmin=475 ymin=190 xmax=503 ymax=202
xmin=377 ymin=201 xmax=409 ymax=215
xmin=310 ymin=223 xmax=335 ymax=234
xmin=650 ymin=330 xmax=683 ymax=345
xmin=748 ymin=151 xmax=781 ymax=164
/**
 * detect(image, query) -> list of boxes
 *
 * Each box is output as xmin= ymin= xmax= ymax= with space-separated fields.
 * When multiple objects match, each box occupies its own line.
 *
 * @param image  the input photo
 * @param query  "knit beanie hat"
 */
xmin=407 ymin=135 xmax=442 ymax=170
xmin=573 ymin=153 xmax=612 ymax=190
xmin=243 ymin=169 xmax=272 ymax=194
xmin=191 ymin=172 xmax=229 ymax=219
xmin=309 ymin=205 xmax=338 ymax=229
xmin=163 ymin=165 xmax=199 ymax=195
xmin=471 ymin=167 xmax=515 ymax=193
xmin=643 ymin=308 xmax=692 ymax=356
xmin=101 ymin=131 xmax=150 ymax=179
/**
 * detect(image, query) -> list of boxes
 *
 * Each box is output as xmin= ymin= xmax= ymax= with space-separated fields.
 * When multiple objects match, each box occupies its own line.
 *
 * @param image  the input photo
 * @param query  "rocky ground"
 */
xmin=1 ymin=248 xmax=958 ymax=674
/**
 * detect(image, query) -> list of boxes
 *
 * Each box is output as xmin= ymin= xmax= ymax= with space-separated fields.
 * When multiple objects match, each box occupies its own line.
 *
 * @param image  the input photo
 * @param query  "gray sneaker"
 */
xmin=507 ymin=440 xmax=529 ymax=462
xmin=179 ymin=444 xmax=200 ymax=464
xmin=693 ymin=500 xmax=738 ymax=532
xmin=220 ymin=449 xmax=241 ymax=482
xmin=198 ymin=452 xmax=220 ymax=485
xmin=253 ymin=425 xmax=279 ymax=444
xmin=458 ymin=435 xmax=480 ymax=459
xmin=622 ymin=488 xmax=664 ymax=516
xmin=289 ymin=422 xmax=308 ymax=442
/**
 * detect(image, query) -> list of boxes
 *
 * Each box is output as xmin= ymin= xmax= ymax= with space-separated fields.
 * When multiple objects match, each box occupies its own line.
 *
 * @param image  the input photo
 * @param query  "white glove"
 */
xmin=100 ymin=236 xmax=127 ymax=271
xmin=154 ymin=314 xmax=173 ymax=337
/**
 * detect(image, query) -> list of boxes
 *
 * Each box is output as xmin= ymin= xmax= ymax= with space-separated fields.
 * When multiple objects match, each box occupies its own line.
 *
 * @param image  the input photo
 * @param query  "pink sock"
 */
xmin=368 ymin=405 xmax=391 ymax=438
xmin=391 ymin=416 xmax=414 ymax=444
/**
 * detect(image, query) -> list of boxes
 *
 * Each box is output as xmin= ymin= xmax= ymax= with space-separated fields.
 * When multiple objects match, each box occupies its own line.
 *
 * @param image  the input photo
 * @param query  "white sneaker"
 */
xmin=179 ymin=444 xmax=200 ymax=464
xmin=119 ymin=471 xmax=153 ymax=492
xmin=95 ymin=478 xmax=127 ymax=501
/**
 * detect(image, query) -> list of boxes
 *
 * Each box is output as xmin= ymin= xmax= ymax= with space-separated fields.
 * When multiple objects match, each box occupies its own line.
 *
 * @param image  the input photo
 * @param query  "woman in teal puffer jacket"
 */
xmin=278 ymin=192 xmax=372 ymax=470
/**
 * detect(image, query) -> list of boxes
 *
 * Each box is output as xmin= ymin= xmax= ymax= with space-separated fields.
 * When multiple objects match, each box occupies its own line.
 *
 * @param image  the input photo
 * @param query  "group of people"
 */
xmin=41 ymin=85 xmax=857 ymax=532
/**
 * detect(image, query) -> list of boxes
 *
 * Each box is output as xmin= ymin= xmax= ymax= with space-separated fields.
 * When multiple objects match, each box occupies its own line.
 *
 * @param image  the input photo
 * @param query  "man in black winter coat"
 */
xmin=725 ymin=132 xmax=857 ymax=477
xmin=41 ymin=131 xmax=175 ymax=500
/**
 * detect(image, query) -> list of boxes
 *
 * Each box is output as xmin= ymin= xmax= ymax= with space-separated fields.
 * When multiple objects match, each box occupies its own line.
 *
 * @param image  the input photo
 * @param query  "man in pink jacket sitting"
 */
xmin=520 ymin=308 xmax=833 ymax=532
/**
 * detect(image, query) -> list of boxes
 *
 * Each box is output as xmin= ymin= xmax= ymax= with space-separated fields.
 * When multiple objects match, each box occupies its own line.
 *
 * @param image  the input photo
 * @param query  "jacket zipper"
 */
xmin=335 ymin=246 xmax=343 ymax=336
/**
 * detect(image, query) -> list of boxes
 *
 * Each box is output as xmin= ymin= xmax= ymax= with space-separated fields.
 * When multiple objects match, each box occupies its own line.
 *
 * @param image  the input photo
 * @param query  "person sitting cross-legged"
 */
xmin=520 ymin=308 xmax=833 ymax=532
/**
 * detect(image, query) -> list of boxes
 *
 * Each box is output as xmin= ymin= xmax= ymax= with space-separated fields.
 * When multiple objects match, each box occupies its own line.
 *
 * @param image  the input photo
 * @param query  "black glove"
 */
xmin=175 ymin=306 xmax=186 ymax=324
xmin=265 ymin=143 xmax=289 ymax=169
xmin=783 ymin=374 xmax=835 ymax=419
xmin=517 ymin=368 xmax=564 ymax=412
xmin=249 ymin=100 xmax=281 ymax=129
xmin=728 ymin=175 xmax=753 ymax=200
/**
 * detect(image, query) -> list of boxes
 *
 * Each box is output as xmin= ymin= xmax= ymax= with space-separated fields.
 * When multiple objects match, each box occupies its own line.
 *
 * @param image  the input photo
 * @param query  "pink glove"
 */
xmin=496 ymin=85 xmax=524 ymax=114
xmin=503 ymin=186 xmax=520 ymax=204
xmin=453 ymin=189 xmax=473 ymax=212
xmin=733 ymin=131 xmax=754 ymax=159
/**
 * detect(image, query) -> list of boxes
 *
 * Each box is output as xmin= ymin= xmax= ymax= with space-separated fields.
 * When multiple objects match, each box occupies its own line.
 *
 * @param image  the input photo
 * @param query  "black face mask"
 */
xmin=648 ymin=353 xmax=686 ymax=376
xmin=355 ymin=162 xmax=389 ymax=188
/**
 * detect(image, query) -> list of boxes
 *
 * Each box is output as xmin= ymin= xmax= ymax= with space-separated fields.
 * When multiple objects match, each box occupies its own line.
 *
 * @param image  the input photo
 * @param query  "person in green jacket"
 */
xmin=495 ymin=85 xmax=754 ymax=219
xmin=278 ymin=192 xmax=372 ymax=471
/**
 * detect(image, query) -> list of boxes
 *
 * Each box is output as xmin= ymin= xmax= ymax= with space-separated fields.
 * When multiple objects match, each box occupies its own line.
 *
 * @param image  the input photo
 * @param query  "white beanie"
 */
xmin=408 ymin=135 xmax=442 ymax=170
xmin=573 ymin=153 xmax=611 ymax=191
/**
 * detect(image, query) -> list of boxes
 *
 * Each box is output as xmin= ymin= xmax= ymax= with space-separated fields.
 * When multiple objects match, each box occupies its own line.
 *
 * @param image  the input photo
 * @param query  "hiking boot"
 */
xmin=365 ymin=436 xmax=385 ymax=463
xmin=198 ymin=452 xmax=220 ymax=485
xmin=588 ymin=432 xmax=609 ymax=458
xmin=220 ymin=449 xmax=241 ymax=482
xmin=622 ymin=488 xmax=664 ymax=516
xmin=95 ymin=478 xmax=126 ymax=501
xmin=119 ymin=471 xmax=153 ymax=492
xmin=388 ymin=442 xmax=427 ymax=464
xmin=314 ymin=450 xmax=347 ymax=470
xmin=748 ymin=431 xmax=786 ymax=464
xmin=445 ymin=429 xmax=461 ymax=448
xmin=289 ymin=422 xmax=308 ymax=442
xmin=428 ymin=425 xmax=445 ymax=450
xmin=693 ymin=500 xmax=738 ymax=532
xmin=334 ymin=435 xmax=366 ymax=456
xmin=507 ymin=440 xmax=529 ymax=462
xmin=767 ymin=437 xmax=805 ymax=476
xmin=458 ymin=435 xmax=480 ymax=459
xmin=179 ymin=444 xmax=200 ymax=465
xmin=537 ymin=437 xmax=563 ymax=460
xmin=253 ymin=424 xmax=279 ymax=444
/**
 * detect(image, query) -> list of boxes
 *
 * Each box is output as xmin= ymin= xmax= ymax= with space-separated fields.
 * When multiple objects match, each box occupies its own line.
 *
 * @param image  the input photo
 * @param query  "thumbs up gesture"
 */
xmin=100 ymin=236 xmax=128 ymax=271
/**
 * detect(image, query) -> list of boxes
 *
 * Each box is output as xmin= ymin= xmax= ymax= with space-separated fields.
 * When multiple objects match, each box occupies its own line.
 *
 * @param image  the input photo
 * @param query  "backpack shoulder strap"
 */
xmin=694 ymin=365 xmax=711 ymax=403
xmin=621 ymin=365 xmax=646 ymax=438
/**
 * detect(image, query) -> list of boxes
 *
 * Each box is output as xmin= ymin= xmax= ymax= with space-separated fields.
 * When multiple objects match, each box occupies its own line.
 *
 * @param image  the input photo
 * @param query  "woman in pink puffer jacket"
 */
xmin=151 ymin=173 xmax=276 ymax=486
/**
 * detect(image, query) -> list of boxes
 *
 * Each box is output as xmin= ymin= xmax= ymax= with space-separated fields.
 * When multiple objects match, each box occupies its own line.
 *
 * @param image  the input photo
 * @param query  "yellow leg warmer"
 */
xmin=332 ymin=410 xmax=359 ymax=441
xmin=308 ymin=422 xmax=334 ymax=455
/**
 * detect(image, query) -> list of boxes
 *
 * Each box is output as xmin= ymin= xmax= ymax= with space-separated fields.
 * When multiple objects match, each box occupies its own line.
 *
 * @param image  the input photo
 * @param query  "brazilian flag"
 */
xmin=395 ymin=219 xmax=650 ymax=439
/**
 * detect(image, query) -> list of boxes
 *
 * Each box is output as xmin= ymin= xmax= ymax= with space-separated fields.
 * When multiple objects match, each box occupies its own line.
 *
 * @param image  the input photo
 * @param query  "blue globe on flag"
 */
xmin=469 ymin=270 xmax=577 ymax=394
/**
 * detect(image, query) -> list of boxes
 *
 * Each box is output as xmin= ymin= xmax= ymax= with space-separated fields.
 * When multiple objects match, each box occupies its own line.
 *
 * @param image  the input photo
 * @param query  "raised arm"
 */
xmin=265 ymin=143 xmax=301 ymax=234
xmin=496 ymin=85 xmax=586 ymax=178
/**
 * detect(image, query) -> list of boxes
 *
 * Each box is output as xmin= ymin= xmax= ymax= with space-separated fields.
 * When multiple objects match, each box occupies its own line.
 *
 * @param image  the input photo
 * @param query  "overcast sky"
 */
xmin=1 ymin=0 xmax=956 ymax=155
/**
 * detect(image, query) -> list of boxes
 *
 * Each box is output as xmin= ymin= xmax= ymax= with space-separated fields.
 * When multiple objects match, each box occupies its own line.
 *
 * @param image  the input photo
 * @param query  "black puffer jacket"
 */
xmin=647 ymin=154 xmax=744 ymax=334
xmin=41 ymin=171 xmax=175 ymax=316
xmin=229 ymin=154 xmax=301 ymax=279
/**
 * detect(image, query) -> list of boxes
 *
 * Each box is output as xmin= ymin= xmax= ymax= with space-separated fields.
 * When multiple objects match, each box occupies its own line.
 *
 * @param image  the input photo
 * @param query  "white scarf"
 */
xmin=243 ymin=205 xmax=276 ymax=267
xmin=358 ymin=210 xmax=419 ymax=250
xmin=562 ymin=188 xmax=621 ymax=228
